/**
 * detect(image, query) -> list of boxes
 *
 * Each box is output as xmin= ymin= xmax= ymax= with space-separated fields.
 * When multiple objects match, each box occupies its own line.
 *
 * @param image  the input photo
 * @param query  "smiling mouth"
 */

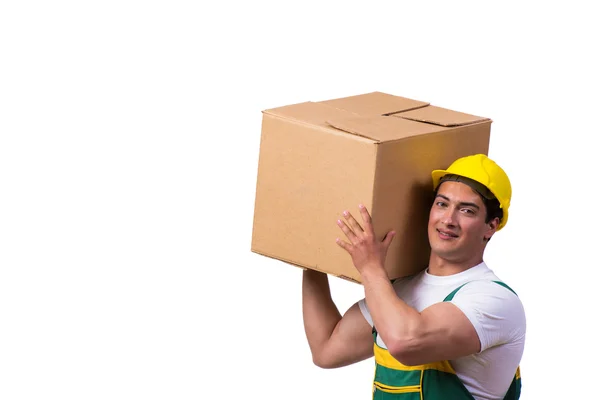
xmin=437 ymin=229 xmax=459 ymax=238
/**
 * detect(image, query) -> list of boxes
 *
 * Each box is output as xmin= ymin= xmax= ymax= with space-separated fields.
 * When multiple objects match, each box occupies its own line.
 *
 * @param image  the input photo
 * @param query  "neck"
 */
xmin=427 ymin=254 xmax=484 ymax=276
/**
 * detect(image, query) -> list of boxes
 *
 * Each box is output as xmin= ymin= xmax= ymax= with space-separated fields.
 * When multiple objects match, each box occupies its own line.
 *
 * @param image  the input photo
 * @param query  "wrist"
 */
xmin=360 ymin=264 xmax=388 ymax=283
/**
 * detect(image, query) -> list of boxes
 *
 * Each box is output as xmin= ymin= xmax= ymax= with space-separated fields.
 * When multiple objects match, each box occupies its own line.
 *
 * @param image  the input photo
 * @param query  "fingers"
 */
xmin=337 ymin=205 xmax=395 ymax=246
xmin=343 ymin=209 xmax=364 ymax=234
xmin=335 ymin=237 xmax=351 ymax=251
xmin=343 ymin=205 xmax=375 ymax=237
xmin=337 ymin=218 xmax=358 ymax=243
xmin=382 ymin=230 xmax=396 ymax=248
xmin=337 ymin=205 xmax=374 ymax=241
xmin=358 ymin=204 xmax=374 ymax=233
xmin=344 ymin=209 xmax=373 ymax=236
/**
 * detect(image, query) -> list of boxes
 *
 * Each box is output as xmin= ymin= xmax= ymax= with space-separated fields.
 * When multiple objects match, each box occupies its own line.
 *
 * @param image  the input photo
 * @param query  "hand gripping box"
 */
xmin=251 ymin=92 xmax=491 ymax=283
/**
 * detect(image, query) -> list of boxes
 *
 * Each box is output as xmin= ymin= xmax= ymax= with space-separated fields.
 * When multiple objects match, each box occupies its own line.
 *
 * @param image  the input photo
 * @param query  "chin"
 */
xmin=430 ymin=242 xmax=459 ymax=259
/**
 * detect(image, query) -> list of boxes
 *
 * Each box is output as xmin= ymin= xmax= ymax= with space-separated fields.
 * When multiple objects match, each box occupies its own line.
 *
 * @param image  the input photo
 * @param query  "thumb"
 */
xmin=382 ymin=230 xmax=396 ymax=248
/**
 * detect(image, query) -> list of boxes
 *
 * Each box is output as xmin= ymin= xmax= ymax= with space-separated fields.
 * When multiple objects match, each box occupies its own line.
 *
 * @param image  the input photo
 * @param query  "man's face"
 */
xmin=428 ymin=181 xmax=498 ymax=263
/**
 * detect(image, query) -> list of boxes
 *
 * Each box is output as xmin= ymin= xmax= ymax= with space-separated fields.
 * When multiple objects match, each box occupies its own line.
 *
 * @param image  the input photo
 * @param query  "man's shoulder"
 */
xmin=450 ymin=279 xmax=526 ymax=326
xmin=453 ymin=279 xmax=521 ymax=300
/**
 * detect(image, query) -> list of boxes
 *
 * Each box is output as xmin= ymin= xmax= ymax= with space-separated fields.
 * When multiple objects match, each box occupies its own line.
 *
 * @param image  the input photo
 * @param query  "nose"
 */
xmin=441 ymin=207 xmax=457 ymax=227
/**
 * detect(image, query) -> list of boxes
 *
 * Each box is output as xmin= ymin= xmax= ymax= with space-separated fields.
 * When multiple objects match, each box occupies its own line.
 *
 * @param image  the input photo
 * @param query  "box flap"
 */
xmin=326 ymin=115 xmax=441 ymax=142
xmin=320 ymin=91 xmax=429 ymax=117
xmin=263 ymin=101 xmax=360 ymax=128
xmin=393 ymin=105 xmax=490 ymax=127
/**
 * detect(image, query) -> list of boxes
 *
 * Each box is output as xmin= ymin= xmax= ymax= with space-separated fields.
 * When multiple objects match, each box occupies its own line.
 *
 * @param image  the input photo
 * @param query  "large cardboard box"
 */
xmin=251 ymin=91 xmax=491 ymax=283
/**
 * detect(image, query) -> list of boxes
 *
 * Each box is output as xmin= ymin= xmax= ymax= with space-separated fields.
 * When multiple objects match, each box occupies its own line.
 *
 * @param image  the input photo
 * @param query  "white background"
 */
xmin=1 ymin=1 xmax=598 ymax=399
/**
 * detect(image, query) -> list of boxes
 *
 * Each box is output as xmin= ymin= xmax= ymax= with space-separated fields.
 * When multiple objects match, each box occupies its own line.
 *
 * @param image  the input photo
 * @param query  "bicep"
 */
xmin=390 ymin=302 xmax=479 ymax=366
xmin=416 ymin=302 xmax=481 ymax=362
xmin=400 ymin=282 xmax=523 ymax=365
xmin=317 ymin=302 xmax=374 ymax=368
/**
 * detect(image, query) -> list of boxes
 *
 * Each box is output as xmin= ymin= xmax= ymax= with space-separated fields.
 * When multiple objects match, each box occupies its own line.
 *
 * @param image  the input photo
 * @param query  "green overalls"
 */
xmin=371 ymin=281 xmax=522 ymax=399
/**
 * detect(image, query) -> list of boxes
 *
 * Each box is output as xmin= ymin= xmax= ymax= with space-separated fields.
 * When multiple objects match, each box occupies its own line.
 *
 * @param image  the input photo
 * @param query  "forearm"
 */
xmin=302 ymin=270 xmax=342 ymax=356
xmin=361 ymin=267 xmax=422 ymax=350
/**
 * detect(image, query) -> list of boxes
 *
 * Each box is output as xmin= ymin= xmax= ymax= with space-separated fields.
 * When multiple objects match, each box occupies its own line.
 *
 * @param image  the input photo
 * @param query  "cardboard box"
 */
xmin=251 ymin=91 xmax=491 ymax=283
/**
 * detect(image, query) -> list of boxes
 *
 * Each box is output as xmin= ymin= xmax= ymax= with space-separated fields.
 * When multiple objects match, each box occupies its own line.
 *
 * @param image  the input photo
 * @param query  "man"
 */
xmin=302 ymin=154 xmax=526 ymax=399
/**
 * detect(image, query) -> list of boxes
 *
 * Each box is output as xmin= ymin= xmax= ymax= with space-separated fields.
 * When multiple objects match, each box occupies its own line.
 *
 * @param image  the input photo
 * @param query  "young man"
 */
xmin=302 ymin=154 xmax=526 ymax=400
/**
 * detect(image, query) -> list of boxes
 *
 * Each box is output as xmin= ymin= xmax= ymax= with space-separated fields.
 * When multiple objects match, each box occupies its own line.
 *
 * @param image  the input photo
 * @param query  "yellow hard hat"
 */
xmin=431 ymin=154 xmax=512 ymax=230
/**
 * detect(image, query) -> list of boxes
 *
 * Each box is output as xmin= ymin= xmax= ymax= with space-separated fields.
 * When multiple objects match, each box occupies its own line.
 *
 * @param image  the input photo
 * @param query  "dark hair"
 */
xmin=482 ymin=197 xmax=503 ymax=225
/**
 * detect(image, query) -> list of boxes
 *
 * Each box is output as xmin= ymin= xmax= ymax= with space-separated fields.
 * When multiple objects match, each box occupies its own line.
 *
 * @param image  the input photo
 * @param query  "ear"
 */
xmin=484 ymin=217 xmax=500 ymax=241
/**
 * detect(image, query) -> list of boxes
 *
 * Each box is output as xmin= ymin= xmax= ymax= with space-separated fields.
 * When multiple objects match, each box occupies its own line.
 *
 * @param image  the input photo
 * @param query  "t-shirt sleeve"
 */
xmin=449 ymin=281 xmax=526 ymax=353
xmin=358 ymin=298 xmax=374 ymax=327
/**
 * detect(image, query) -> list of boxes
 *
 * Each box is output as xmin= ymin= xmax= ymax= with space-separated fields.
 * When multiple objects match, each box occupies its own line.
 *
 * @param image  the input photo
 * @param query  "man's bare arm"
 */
xmin=362 ymin=271 xmax=480 ymax=366
xmin=336 ymin=205 xmax=480 ymax=366
xmin=302 ymin=269 xmax=373 ymax=369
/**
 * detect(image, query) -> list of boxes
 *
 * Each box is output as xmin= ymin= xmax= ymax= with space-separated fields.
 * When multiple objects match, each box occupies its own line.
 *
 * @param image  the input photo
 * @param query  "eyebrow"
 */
xmin=435 ymin=194 xmax=481 ymax=209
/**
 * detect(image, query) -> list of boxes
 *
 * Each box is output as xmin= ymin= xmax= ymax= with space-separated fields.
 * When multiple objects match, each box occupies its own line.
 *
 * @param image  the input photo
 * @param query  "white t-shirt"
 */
xmin=358 ymin=262 xmax=526 ymax=400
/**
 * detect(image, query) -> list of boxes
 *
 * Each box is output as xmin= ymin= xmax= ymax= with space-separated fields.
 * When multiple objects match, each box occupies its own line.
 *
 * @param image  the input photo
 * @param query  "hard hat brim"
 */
xmin=431 ymin=169 xmax=449 ymax=190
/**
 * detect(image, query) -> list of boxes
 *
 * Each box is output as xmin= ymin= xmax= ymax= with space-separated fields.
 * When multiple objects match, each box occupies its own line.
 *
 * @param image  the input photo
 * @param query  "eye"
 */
xmin=435 ymin=201 xmax=447 ymax=208
xmin=461 ymin=208 xmax=476 ymax=215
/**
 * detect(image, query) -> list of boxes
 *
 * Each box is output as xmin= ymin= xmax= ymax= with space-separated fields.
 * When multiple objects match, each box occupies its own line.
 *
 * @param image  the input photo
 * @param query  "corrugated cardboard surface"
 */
xmin=320 ymin=91 xmax=428 ymax=116
xmin=393 ymin=105 xmax=489 ymax=127
xmin=251 ymin=92 xmax=491 ymax=283
xmin=252 ymin=113 xmax=376 ymax=279
xmin=372 ymin=124 xmax=491 ymax=281
xmin=327 ymin=115 xmax=441 ymax=142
